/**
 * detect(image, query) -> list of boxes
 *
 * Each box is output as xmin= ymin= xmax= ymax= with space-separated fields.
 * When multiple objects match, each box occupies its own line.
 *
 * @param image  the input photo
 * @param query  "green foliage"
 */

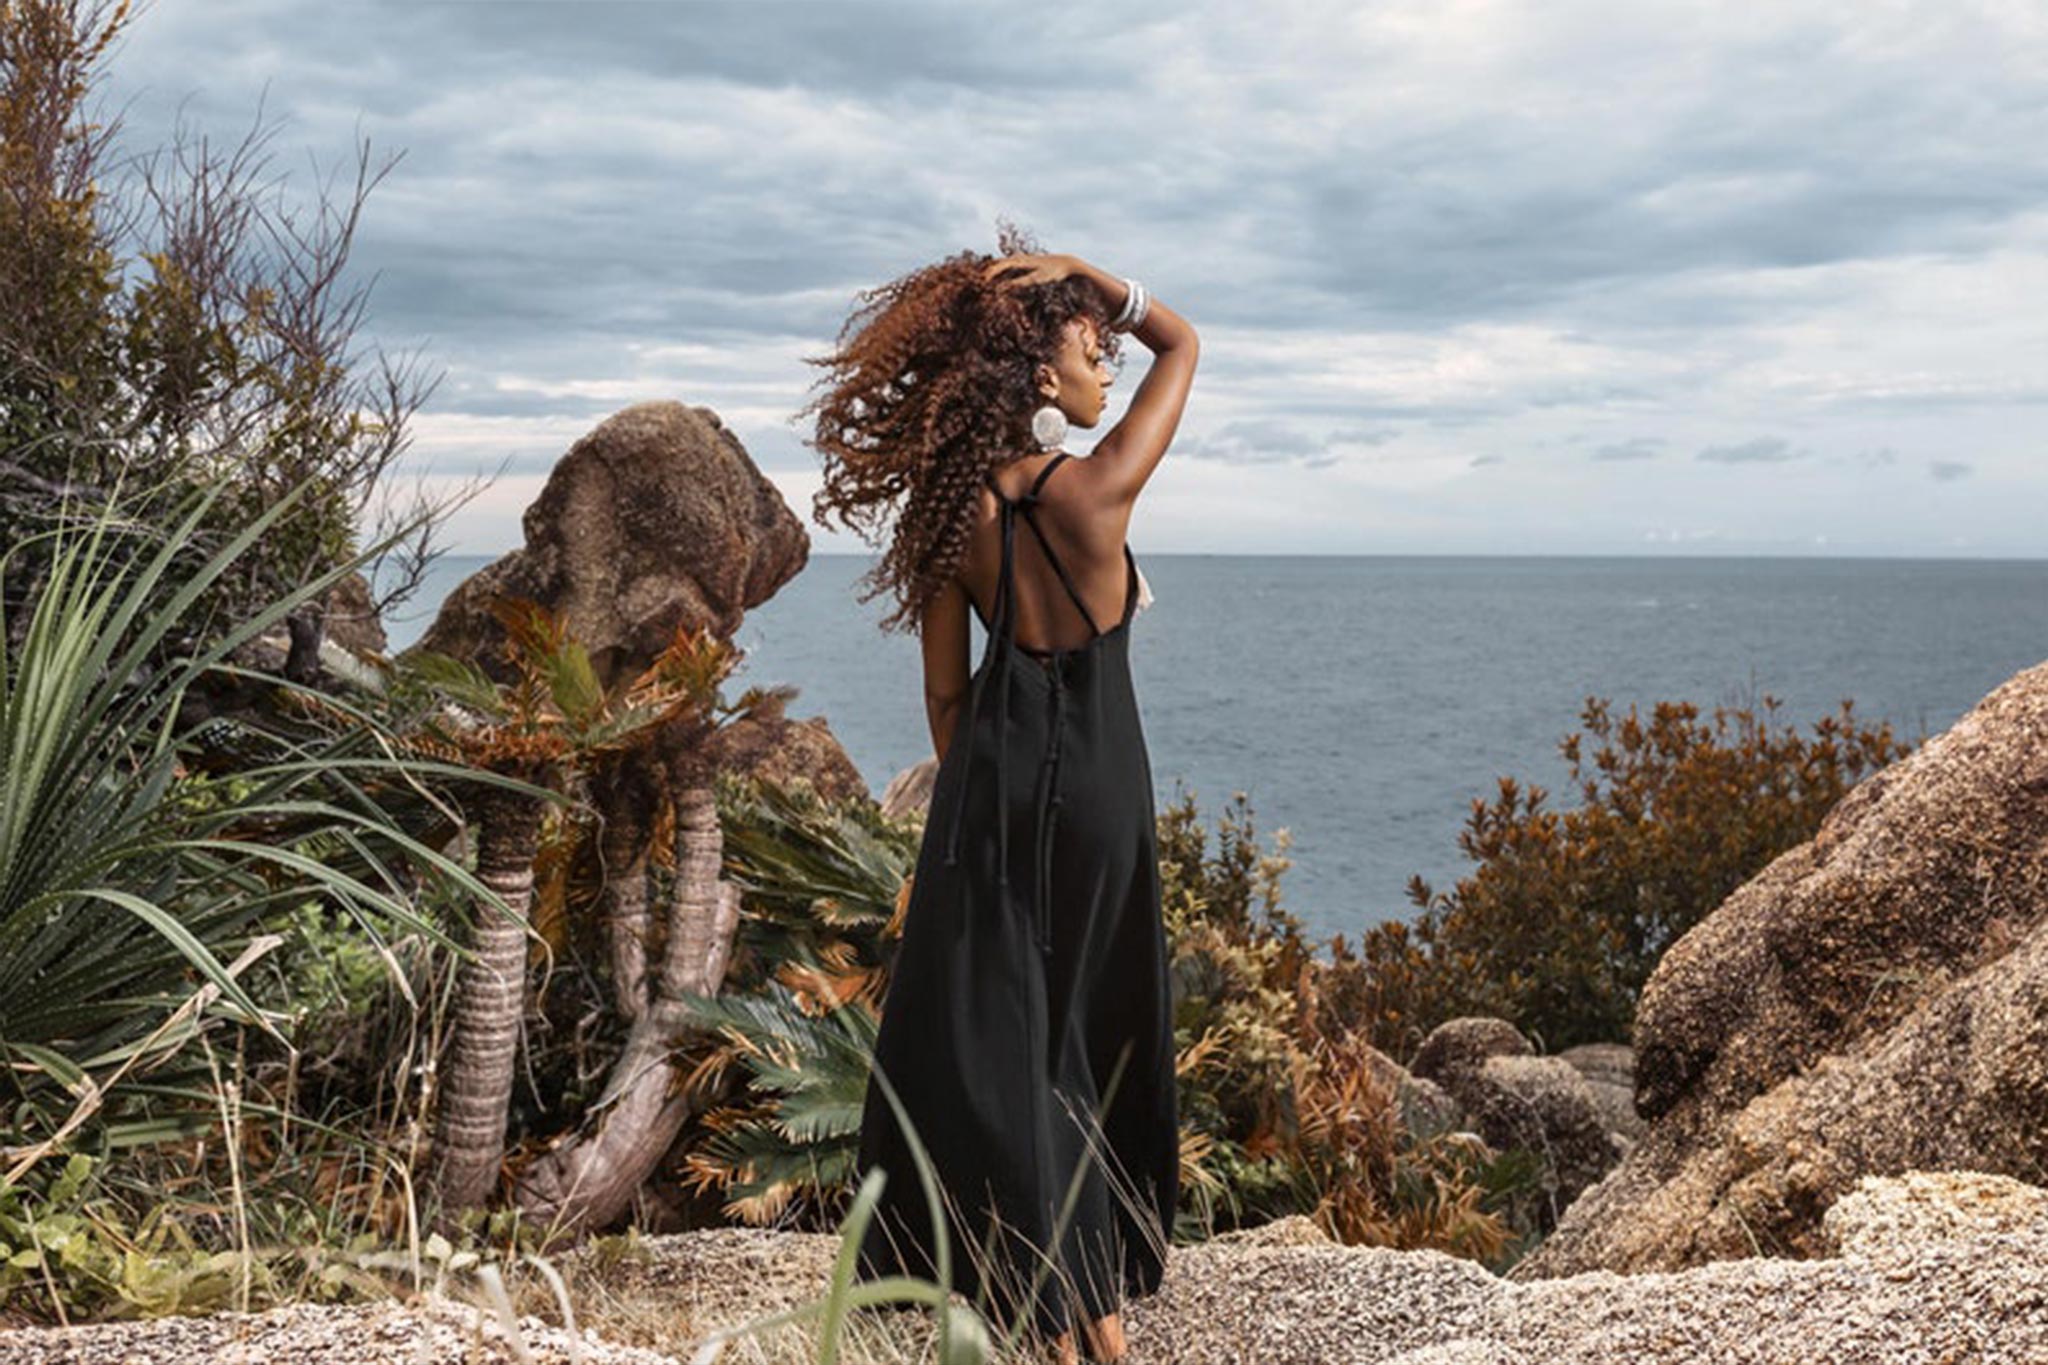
xmin=635 ymin=776 xmax=916 ymax=1227
xmin=0 ymin=477 xmax=500 ymax=1180
xmin=0 ymin=1154 xmax=264 ymax=1319
xmin=1367 ymin=694 xmax=1913 ymax=1052
xmin=716 ymin=770 xmax=920 ymax=996
xmin=669 ymin=977 xmax=879 ymax=1227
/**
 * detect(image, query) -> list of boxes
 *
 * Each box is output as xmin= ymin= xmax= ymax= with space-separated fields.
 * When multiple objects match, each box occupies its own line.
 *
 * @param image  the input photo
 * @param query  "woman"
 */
xmin=803 ymin=227 xmax=1198 ymax=1363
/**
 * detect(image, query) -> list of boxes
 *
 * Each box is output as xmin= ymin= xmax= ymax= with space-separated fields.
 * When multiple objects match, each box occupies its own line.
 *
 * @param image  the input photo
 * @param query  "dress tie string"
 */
xmin=939 ymin=477 xmax=1068 ymax=959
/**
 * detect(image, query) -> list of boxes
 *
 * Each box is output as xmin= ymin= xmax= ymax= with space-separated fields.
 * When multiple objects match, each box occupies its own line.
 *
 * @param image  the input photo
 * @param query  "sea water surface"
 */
xmin=384 ymin=554 xmax=2048 ymax=947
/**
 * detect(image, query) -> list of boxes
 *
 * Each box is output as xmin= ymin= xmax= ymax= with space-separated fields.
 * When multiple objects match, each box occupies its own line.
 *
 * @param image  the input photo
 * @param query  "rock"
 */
xmin=1822 ymin=1169 xmax=2048 ymax=1267
xmin=1408 ymin=1019 xmax=1622 ymax=1227
xmin=1516 ymin=658 xmax=2048 ymax=1279
xmin=1408 ymin=1017 xmax=1533 ymax=1088
xmin=1211 ymin=1213 xmax=1338 ymax=1248
xmin=880 ymin=756 xmax=939 ymax=823
xmin=1469 ymin=1055 xmax=1622 ymax=1222
xmin=714 ymin=705 xmax=869 ymax=807
xmin=324 ymin=571 xmax=387 ymax=657
xmin=409 ymin=402 xmax=808 ymax=690
xmin=1361 ymin=1046 xmax=1465 ymax=1136
xmin=1555 ymin=1042 xmax=1644 ymax=1142
xmin=0 ymin=1295 xmax=679 ymax=1364
xmin=1553 ymin=1041 xmax=1632 ymax=1093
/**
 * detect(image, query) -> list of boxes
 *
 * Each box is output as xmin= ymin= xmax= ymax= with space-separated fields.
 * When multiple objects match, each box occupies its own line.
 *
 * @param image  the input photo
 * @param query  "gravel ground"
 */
xmin=0 ymin=1295 xmax=681 ymax=1365
xmin=4 ymin=1173 xmax=2043 ymax=1364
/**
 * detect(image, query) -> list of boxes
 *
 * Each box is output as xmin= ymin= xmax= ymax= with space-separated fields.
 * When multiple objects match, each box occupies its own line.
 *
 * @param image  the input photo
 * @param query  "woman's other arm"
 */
xmin=918 ymin=577 xmax=972 ymax=765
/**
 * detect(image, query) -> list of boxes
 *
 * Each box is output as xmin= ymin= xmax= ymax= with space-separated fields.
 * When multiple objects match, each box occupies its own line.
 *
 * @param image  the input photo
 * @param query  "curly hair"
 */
xmin=798 ymin=222 xmax=1125 ymax=636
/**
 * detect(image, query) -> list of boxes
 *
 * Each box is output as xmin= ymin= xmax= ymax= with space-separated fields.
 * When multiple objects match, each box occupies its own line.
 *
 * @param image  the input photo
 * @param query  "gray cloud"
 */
xmin=1697 ymin=438 xmax=1802 ymax=465
xmin=1929 ymin=459 xmax=1973 ymax=482
xmin=1181 ymin=419 xmax=1326 ymax=464
xmin=1330 ymin=426 xmax=1400 ymax=447
xmin=94 ymin=1 xmax=2048 ymax=555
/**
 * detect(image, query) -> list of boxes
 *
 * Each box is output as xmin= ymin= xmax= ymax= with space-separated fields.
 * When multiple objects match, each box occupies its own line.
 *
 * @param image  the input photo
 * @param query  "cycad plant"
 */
xmin=652 ymin=773 xmax=919 ymax=1225
xmin=0 ymin=477 xmax=496 ymax=1182
xmin=400 ymin=596 xmax=701 ymax=1212
xmin=673 ymin=973 xmax=879 ymax=1227
xmin=402 ymin=612 xmax=805 ymax=1231
xmin=715 ymin=771 xmax=919 ymax=998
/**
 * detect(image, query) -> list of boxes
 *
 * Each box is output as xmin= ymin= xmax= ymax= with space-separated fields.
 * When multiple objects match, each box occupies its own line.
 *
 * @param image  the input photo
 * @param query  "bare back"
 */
xmin=959 ymin=451 xmax=1134 ymax=655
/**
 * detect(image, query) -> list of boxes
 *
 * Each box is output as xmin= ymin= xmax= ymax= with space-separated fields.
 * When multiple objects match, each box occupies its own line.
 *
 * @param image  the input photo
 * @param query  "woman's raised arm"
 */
xmin=1059 ymin=256 xmax=1197 ymax=509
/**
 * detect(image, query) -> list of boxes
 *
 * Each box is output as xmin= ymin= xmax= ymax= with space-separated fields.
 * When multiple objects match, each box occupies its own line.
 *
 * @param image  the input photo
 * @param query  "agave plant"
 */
xmin=0 ymin=476 xmax=502 ymax=1182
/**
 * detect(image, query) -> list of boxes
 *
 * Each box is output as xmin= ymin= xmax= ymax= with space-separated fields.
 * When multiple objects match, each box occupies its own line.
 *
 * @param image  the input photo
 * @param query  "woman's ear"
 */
xmin=1035 ymin=362 xmax=1058 ymax=401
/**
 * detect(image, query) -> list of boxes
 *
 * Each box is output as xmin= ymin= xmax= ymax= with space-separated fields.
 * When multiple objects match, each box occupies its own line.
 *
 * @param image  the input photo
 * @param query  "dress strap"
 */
xmin=993 ymin=452 xmax=1104 ymax=637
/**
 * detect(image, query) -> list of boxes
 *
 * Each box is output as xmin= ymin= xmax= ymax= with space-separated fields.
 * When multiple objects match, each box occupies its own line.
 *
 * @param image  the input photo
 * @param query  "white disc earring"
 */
xmin=1031 ymin=403 xmax=1068 ymax=451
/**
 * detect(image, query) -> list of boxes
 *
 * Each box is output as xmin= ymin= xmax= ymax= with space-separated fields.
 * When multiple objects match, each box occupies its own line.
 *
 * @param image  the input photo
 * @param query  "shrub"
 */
xmin=1363 ymin=694 xmax=1912 ymax=1053
xmin=1 ymin=0 xmax=452 ymax=658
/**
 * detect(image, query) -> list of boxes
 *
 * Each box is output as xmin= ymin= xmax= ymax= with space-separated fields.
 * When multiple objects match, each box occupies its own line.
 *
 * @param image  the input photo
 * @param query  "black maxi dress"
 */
xmin=851 ymin=450 xmax=1179 ymax=1343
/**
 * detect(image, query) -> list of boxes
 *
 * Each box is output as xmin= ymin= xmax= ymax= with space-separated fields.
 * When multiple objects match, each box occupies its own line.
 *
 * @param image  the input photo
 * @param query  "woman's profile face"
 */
xmin=1038 ymin=316 xmax=1116 ymax=429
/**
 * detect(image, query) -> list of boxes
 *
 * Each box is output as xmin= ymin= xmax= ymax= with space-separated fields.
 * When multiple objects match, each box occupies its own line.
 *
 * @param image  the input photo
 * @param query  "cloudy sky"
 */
xmin=100 ymin=0 xmax=2046 ymax=556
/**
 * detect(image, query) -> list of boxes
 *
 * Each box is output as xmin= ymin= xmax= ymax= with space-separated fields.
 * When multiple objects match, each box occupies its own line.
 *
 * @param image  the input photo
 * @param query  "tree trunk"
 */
xmin=594 ymin=753 xmax=657 ymax=1022
xmin=428 ymin=787 xmax=544 ymax=1210
xmin=512 ymin=770 xmax=741 ymax=1232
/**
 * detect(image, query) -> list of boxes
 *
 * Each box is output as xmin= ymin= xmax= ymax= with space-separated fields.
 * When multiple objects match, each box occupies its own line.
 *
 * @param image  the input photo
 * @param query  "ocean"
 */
xmin=383 ymin=554 xmax=2048 ymax=948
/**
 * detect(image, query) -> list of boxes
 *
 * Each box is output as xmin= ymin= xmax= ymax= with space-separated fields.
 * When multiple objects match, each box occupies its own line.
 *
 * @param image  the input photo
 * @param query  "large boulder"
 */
xmin=1515 ymin=658 xmax=2048 ymax=1278
xmin=409 ymin=402 xmax=808 ymax=690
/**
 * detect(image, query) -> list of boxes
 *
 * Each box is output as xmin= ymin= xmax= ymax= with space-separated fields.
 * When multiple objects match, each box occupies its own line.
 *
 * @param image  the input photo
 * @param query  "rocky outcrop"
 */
xmin=323 ymin=571 xmax=387 ymax=657
xmin=1362 ymin=1047 xmax=1463 ymax=1136
xmin=1554 ymin=1042 xmax=1643 ymax=1144
xmin=1408 ymin=1016 xmax=1531 ymax=1084
xmin=409 ymin=402 xmax=808 ymax=690
xmin=1516 ymin=658 xmax=2048 ymax=1279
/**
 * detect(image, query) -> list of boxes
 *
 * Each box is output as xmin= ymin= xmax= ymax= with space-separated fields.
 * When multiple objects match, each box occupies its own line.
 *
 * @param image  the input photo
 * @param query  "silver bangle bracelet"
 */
xmin=1111 ymin=276 xmax=1148 ymax=332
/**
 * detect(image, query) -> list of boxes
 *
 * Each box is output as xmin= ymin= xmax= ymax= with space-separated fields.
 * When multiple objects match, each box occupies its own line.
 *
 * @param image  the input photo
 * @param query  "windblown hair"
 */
xmin=800 ymin=223 xmax=1124 ymax=636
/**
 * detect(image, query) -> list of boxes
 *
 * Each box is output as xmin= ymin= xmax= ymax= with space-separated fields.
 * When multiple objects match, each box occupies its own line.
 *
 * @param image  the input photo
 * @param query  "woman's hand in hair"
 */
xmin=983 ymin=252 xmax=1074 ymax=290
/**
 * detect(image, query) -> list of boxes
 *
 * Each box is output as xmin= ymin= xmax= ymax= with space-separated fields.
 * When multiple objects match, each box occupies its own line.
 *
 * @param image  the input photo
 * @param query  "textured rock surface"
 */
xmin=0 ymin=1296 xmax=678 ymax=1365
xmin=1469 ymin=1055 xmax=1622 ymax=1216
xmin=1555 ymin=1042 xmax=1643 ymax=1143
xmin=409 ymin=402 xmax=808 ymax=690
xmin=1408 ymin=1017 xmax=1533 ymax=1088
xmin=1517 ymin=658 xmax=2048 ymax=1279
xmin=1409 ymin=1019 xmax=1623 ymax=1226
xmin=1822 ymin=1169 xmax=2048 ymax=1265
xmin=1363 ymin=1046 xmax=1465 ymax=1136
xmin=880 ymin=754 xmax=938 ymax=823
xmin=715 ymin=704 xmax=870 ymax=806
xmin=8 ymin=1178 xmax=2045 ymax=1364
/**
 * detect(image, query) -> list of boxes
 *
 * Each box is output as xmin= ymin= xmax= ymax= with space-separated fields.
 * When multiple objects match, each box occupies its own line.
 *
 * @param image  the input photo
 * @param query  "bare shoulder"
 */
xmin=1049 ymin=451 xmax=1135 ymax=553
